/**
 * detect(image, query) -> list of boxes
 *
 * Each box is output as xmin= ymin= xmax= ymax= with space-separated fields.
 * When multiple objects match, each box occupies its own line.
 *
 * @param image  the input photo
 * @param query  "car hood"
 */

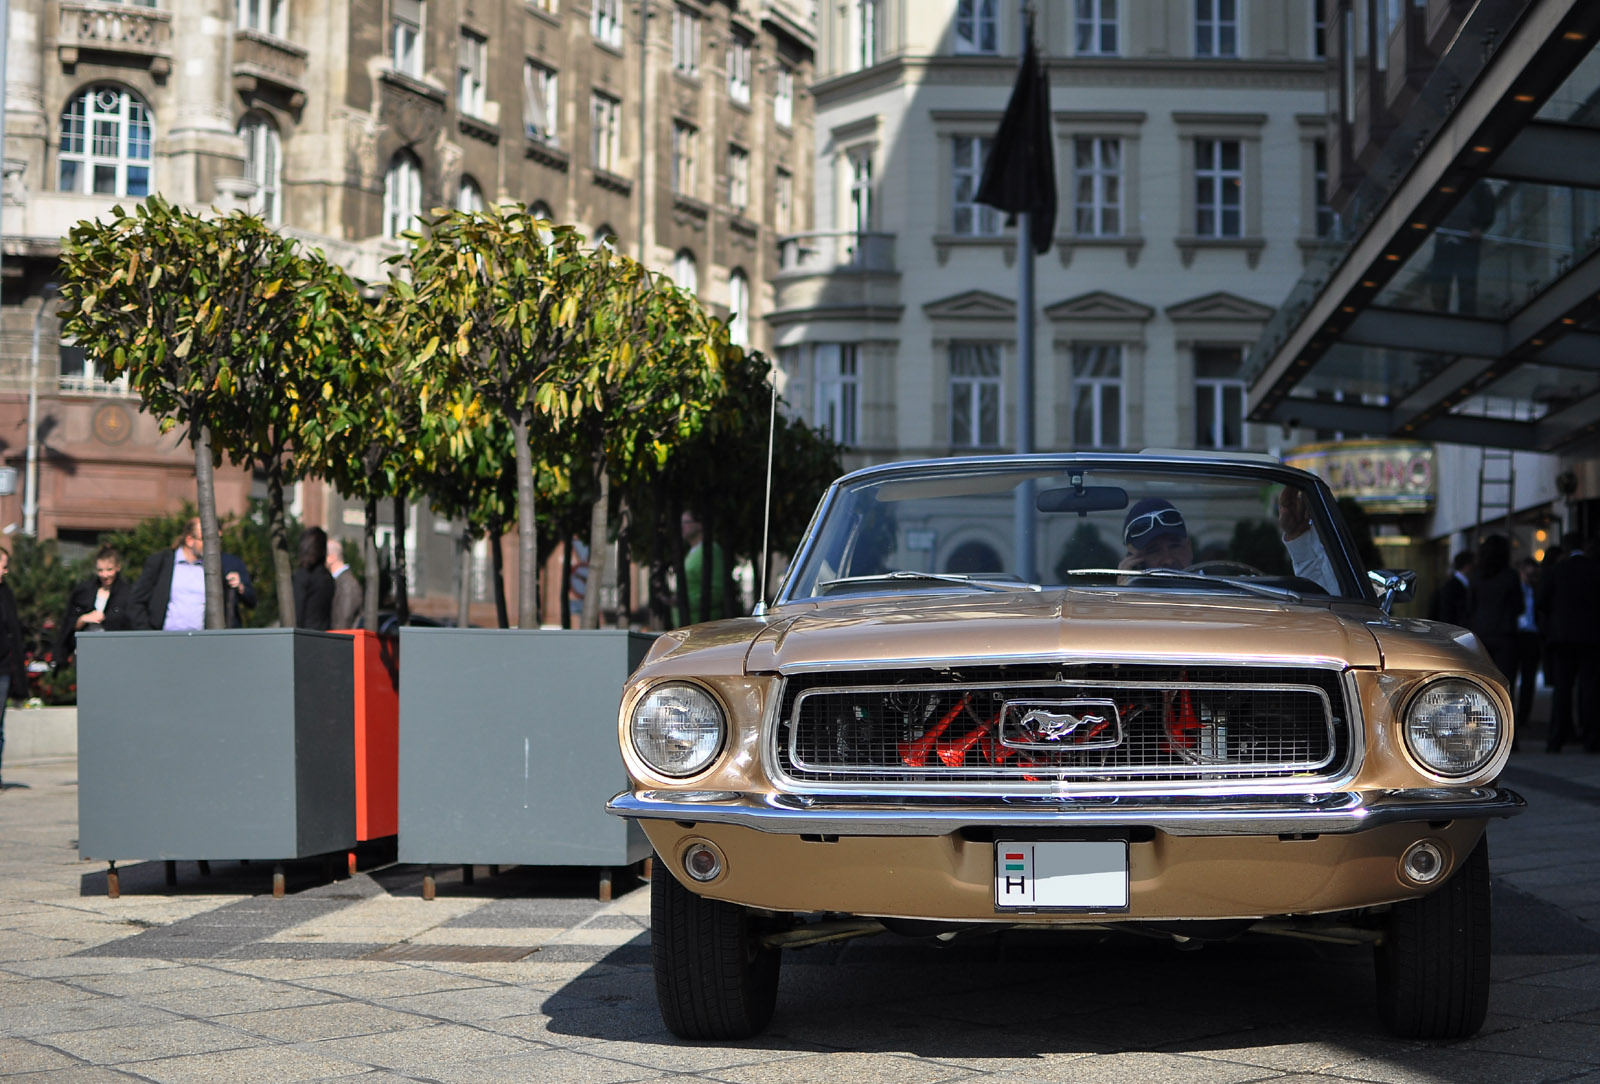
xmin=745 ymin=589 xmax=1384 ymax=673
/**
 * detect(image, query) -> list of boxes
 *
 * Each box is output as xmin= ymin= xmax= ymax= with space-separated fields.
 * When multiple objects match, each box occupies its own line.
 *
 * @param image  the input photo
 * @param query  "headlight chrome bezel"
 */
xmin=1401 ymin=677 xmax=1504 ymax=779
xmin=629 ymin=681 xmax=728 ymax=779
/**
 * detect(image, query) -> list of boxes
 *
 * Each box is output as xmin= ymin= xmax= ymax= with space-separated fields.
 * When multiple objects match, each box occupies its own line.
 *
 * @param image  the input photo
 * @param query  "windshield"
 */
xmin=782 ymin=459 xmax=1367 ymax=603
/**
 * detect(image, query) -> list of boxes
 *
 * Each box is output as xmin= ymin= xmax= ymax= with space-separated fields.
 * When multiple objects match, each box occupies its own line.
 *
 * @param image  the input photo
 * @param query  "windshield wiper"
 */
xmin=817 ymin=571 xmax=1042 ymax=594
xmin=1064 ymin=568 xmax=1302 ymax=603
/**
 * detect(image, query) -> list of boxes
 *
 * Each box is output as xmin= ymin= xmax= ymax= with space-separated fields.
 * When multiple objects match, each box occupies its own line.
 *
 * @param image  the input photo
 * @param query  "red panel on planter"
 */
xmin=341 ymin=629 xmax=399 ymax=841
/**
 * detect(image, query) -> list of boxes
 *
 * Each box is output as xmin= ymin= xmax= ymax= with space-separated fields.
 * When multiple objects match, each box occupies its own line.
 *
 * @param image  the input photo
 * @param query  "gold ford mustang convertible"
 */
xmin=608 ymin=453 xmax=1524 ymax=1042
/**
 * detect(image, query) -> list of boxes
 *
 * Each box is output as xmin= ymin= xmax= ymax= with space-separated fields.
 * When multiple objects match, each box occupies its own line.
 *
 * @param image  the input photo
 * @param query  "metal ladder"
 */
xmin=1476 ymin=434 xmax=1516 ymax=541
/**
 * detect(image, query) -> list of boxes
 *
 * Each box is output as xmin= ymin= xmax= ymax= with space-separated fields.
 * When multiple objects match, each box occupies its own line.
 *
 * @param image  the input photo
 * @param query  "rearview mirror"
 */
xmin=1036 ymin=485 xmax=1129 ymax=515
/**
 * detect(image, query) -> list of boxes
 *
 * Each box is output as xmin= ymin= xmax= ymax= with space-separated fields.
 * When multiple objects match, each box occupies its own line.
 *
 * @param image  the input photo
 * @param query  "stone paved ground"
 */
xmin=6 ymin=752 xmax=1600 ymax=1083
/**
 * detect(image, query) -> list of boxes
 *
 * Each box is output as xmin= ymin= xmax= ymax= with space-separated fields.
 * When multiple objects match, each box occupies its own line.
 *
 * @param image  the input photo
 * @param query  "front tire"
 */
xmin=1374 ymin=835 xmax=1491 ymax=1040
xmin=651 ymin=863 xmax=782 ymax=1040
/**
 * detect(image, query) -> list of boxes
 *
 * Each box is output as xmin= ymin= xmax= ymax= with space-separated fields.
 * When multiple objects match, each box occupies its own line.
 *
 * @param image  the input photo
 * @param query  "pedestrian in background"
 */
xmin=326 ymin=537 xmax=363 ymax=631
xmin=130 ymin=517 xmax=257 ymax=630
xmin=0 ymin=549 xmax=31 ymax=790
xmin=292 ymin=527 xmax=334 ymax=631
xmin=55 ymin=545 xmax=132 ymax=667
xmin=1511 ymin=556 xmax=1544 ymax=738
xmin=1429 ymin=549 xmax=1475 ymax=626
xmin=1467 ymin=534 xmax=1521 ymax=684
xmin=1541 ymin=533 xmax=1600 ymax=753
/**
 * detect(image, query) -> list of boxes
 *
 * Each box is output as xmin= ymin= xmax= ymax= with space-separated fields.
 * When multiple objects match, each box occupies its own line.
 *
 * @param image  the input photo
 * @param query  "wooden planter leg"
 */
xmin=106 ymin=862 xmax=119 ymax=899
xmin=197 ymin=861 xmax=211 ymax=877
xmin=422 ymin=867 xmax=436 ymax=901
xmin=347 ymin=851 xmax=358 ymax=877
xmin=271 ymin=863 xmax=285 ymax=899
xmin=164 ymin=860 xmax=177 ymax=887
xmin=462 ymin=865 xmax=475 ymax=887
xmin=598 ymin=867 xmax=613 ymax=903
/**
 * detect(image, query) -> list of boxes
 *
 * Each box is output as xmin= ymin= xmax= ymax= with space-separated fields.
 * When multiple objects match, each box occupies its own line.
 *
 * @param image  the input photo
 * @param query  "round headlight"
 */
xmin=1404 ymin=679 xmax=1501 ymax=776
xmin=630 ymin=683 xmax=726 ymax=778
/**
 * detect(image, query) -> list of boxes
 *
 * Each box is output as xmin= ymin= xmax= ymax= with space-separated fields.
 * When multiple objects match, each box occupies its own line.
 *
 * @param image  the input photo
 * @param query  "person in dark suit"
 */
xmin=129 ymin=517 xmax=257 ymax=630
xmin=1429 ymin=549 xmax=1475 ymax=626
xmin=1511 ymin=556 xmax=1545 ymax=736
xmin=291 ymin=527 xmax=335 ymax=631
xmin=1467 ymin=534 xmax=1521 ymax=685
xmin=1540 ymin=532 xmax=1600 ymax=752
xmin=55 ymin=544 xmax=133 ymax=667
xmin=326 ymin=537 xmax=363 ymax=631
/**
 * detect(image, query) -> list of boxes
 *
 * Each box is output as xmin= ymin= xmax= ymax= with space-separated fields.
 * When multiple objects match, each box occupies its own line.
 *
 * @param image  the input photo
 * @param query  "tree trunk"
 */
xmin=615 ymin=499 xmax=632 ymax=630
xmin=510 ymin=415 xmax=538 ymax=628
xmin=362 ymin=498 xmax=380 ymax=632
xmin=560 ymin=534 xmax=573 ymax=630
xmin=581 ymin=455 xmax=610 ymax=630
xmin=393 ymin=496 xmax=410 ymax=626
xmin=456 ymin=527 xmax=472 ymax=629
xmin=193 ymin=424 xmax=226 ymax=630
xmin=490 ymin=522 xmax=509 ymax=628
xmin=266 ymin=465 xmax=295 ymax=628
xmin=699 ymin=506 xmax=715 ymax=624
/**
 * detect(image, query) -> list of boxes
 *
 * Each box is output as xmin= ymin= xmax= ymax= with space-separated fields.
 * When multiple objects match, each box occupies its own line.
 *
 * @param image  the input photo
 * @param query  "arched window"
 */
xmin=383 ymin=150 xmax=422 ymax=238
xmin=530 ymin=200 xmax=555 ymax=221
xmin=59 ymin=85 xmax=152 ymax=196
xmin=457 ymin=175 xmax=484 ymax=213
xmin=593 ymin=223 xmax=617 ymax=250
xmin=238 ymin=113 xmax=282 ymax=224
xmin=727 ymin=268 xmax=750 ymax=347
xmin=671 ymin=249 xmax=698 ymax=294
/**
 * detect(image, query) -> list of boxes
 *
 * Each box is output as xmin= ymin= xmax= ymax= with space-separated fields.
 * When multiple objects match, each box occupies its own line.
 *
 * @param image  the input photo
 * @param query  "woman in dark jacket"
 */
xmin=291 ymin=527 xmax=335 ymax=631
xmin=1468 ymin=533 xmax=1522 ymax=681
xmin=56 ymin=544 xmax=133 ymax=667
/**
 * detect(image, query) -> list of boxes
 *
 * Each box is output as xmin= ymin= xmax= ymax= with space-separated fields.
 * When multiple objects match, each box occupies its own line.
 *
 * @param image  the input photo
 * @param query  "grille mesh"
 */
xmin=774 ymin=664 xmax=1350 ymax=785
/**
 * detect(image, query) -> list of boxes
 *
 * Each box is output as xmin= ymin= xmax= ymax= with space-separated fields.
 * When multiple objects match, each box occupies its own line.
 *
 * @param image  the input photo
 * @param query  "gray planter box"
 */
xmin=77 ymin=630 xmax=356 ymax=862
xmin=397 ymin=627 xmax=652 ymax=869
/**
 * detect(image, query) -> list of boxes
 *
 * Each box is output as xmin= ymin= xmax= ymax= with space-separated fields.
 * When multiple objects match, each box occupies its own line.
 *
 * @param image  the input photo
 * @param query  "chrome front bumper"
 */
xmin=606 ymin=786 xmax=1525 ymax=838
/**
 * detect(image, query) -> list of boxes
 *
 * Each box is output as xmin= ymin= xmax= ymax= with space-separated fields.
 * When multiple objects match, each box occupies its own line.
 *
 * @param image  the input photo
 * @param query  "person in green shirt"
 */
xmin=681 ymin=510 xmax=727 ymax=623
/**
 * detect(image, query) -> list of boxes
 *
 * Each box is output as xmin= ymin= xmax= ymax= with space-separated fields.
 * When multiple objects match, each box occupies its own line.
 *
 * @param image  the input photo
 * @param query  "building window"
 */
xmin=950 ymin=342 xmax=1002 ymax=448
xmin=672 ymin=120 xmax=697 ymax=196
xmin=530 ymin=200 xmax=554 ymax=221
xmin=1310 ymin=0 xmax=1326 ymax=59
xmin=727 ymin=33 xmax=752 ymax=104
xmin=1194 ymin=138 xmax=1242 ymax=237
xmin=59 ymin=85 xmax=152 ymax=197
xmin=457 ymin=175 xmax=484 ymax=212
xmin=237 ymin=0 xmax=286 ymax=36
xmin=594 ymin=222 xmax=617 ymax=249
xmin=773 ymin=66 xmax=794 ymax=128
xmin=1073 ymin=137 xmax=1122 ymax=236
xmin=1195 ymin=346 xmax=1245 ymax=449
xmin=849 ymin=151 xmax=873 ymax=233
xmin=728 ymin=269 xmax=750 ymax=347
xmin=591 ymin=0 xmax=622 ymax=48
xmin=238 ymin=113 xmax=281 ymax=224
xmin=952 ymin=136 xmax=998 ymax=236
xmin=854 ymin=0 xmax=879 ymax=69
xmin=524 ymin=60 xmax=558 ymax=143
xmin=672 ymin=249 xmax=698 ymax=294
xmin=528 ymin=0 xmax=556 ymax=11
xmin=392 ymin=0 xmax=424 ymax=77
xmin=727 ymin=144 xmax=750 ymax=212
xmin=383 ymin=150 xmax=423 ymax=239
xmin=458 ymin=30 xmax=487 ymax=118
xmin=1074 ymin=0 xmax=1117 ymax=56
xmin=1195 ymin=0 xmax=1238 ymax=58
xmin=775 ymin=166 xmax=793 ymax=235
xmin=1312 ymin=138 xmax=1333 ymax=237
xmin=955 ymin=0 xmax=998 ymax=54
xmin=591 ymin=92 xmax=621 ymax=172
xmin=815 ymin=344 xmax=860 ymax=446
xmin=673 ymin=6 xmax=700 ymax=75
xmin=1071 ymin=344 xmax=1123 ymax=448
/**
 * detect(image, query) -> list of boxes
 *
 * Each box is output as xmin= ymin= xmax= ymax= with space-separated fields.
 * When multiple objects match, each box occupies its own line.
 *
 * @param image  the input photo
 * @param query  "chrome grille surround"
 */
xmin=766 ymin=661 xmax=1360 ymax=797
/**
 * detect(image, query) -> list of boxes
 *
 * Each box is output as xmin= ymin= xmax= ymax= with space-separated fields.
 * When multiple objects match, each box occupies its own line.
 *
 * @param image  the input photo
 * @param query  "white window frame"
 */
xmin=951 ymin=135 xmax=999 ymax=236
xmin=673 ymin=6 xmax=701 ymax=76
xmin=237 ymin=0 xmax=287 ymax=37
xmin=1312 ymin=138 xmax=1333 ymax=237
xmin=814 ymin=343 xmax=860 ymax=447
xmin=383 ymin=150 xmax=423 ymax=239
xmin=59 ymin=85 xmax=153 ymax=197
xmin=458 ymin=29 xmax=487 ymax=118
xmin=1194 ymin=138 xmax=1242 ymax=238
xmin=457 ymin=175 xmax=484 ymax=212
xmin=1071 ymin=343 xmax=1124 ymax=448
xmin=727 ymin=269 xmax=750 ymax=348
xmin=954 ymin=0 xmax=998 ymax=54
xmin=1072 ymin=136 xmax=1122 ymax=237
xmin=392 ymin=0 xmax=424 ymax=78
xmin=853 ymin=0 xmax=879 ymax=69
xmin=950 ymin=342 xmax=1002 ymax=449
xmin=1074 ymin=0 xmax=1118 ymax=56
xmin=773 ymin=66 xmax=794 ymax=128
xmin=727 ymin=143 xmax=750 ymax=212
xmin=672 ymin=249 xmax=698 ymax=294
xmin=1195 ymin=346 xmax=1246 ymax=449
xmin=727 ymin=34 xmax=752 ymax=104
xmin=848 ymin=150 xmax=873 ymax=233
xmin=524 ymin=60 xmax=559 ymax=144
xmin=238 ymin=113 xmax=282 ymax=225
xmin=672 ymin=119 xmax=697 ymax=196
xmin=591 ymin=0 xmax=622 ymax=49
xmin=1194 ymin=0 xmax=1238 ymax=58
xmin=591 ymin=91 xmax=621 ymax=172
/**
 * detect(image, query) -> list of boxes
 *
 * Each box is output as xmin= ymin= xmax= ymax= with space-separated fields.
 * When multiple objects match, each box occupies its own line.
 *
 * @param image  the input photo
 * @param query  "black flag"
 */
xmin=974 ymin=14 xmax=1056 ymax=255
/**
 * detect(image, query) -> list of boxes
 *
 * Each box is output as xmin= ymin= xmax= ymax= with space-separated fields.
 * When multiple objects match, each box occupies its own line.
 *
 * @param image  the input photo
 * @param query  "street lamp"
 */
xmin=25 ymin=282 xmax=59 ymax=537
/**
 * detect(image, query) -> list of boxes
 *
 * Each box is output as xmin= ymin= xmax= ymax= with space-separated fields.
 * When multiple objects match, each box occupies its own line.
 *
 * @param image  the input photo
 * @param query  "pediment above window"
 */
xmin=1164 ymin=290 xmax=1276 ymax=322
xmin=1044 ymin=290 xmax=1154 ymax=322
xmin=922 ymin=289 xmax=1014 ymax=320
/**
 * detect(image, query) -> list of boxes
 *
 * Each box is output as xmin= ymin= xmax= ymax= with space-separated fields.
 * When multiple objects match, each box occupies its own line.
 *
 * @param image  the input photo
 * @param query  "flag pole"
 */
xmin=1013 ymin=2 xmax=1036 ymax=583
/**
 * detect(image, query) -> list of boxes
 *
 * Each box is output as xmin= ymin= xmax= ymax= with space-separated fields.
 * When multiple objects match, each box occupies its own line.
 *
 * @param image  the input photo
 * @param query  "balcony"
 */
xmin=58 ymin=1 xmax=173 ymax=75
xmin=777 ymin=230 xmax=895 ymax=274
xmin=233 ymin=28 xmax=308 ymax=109
xmin=771 ymin=231 xmax=900 ymax=322
xmin=2 ymin=192 xmax=143 ymax=258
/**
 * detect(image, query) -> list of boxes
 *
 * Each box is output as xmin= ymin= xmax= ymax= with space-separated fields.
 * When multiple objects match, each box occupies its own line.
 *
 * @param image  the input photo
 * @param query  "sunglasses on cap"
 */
xmin=1124 ymin=508 xmax=1185 ymax=546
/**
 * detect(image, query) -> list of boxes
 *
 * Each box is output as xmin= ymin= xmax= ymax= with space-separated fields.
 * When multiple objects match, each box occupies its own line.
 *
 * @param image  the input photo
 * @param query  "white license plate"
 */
xmin=994 ymin=841 xmax=1129 ymax=912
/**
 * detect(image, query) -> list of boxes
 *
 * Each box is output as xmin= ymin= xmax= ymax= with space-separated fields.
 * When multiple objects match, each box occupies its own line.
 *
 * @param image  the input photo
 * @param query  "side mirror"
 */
xmin=1367 ymin=569 xmax=1417 ymax=614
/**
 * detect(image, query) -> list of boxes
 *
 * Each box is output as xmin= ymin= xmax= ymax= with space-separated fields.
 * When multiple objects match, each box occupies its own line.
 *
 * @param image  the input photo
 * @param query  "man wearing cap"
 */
xmin=1118 ymin=490 xmax=1339 ymax=594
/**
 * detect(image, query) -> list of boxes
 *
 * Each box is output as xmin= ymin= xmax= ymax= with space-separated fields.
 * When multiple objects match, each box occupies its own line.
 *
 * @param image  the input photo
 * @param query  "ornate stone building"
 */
xmin=0 ymin=0 xmax=814 ymax=617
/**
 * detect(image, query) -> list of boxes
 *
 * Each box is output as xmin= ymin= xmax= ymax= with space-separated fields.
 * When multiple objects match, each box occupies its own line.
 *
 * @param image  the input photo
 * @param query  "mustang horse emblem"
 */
xmin=1000 ymin=699 xmax=1124 ymax=751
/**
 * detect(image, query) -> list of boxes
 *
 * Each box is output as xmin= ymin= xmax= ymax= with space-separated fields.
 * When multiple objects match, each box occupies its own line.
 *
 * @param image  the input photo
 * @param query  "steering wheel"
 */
xmin=1184 ymin=559 xmax=1264 ymax=577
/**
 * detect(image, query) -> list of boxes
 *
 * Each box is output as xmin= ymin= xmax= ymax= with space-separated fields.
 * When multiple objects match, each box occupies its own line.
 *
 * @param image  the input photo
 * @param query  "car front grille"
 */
xmin=772 ymin=664 xmax=1352 ymax=787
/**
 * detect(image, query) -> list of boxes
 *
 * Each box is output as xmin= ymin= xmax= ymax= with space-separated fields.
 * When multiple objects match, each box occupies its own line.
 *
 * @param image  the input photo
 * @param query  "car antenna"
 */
xmin=754 ymin=363 xmax=778 ymax=618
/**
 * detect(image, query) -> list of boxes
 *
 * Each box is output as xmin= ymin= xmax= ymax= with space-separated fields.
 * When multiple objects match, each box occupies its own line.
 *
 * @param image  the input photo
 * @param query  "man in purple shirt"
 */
xmin=130 ymin=518 xmax=257 ymax=630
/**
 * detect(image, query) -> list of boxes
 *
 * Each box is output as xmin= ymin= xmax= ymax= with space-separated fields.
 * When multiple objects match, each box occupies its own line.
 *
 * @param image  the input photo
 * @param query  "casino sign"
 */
xmin=1284 ymin=440 xmax=1435 ymax=515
